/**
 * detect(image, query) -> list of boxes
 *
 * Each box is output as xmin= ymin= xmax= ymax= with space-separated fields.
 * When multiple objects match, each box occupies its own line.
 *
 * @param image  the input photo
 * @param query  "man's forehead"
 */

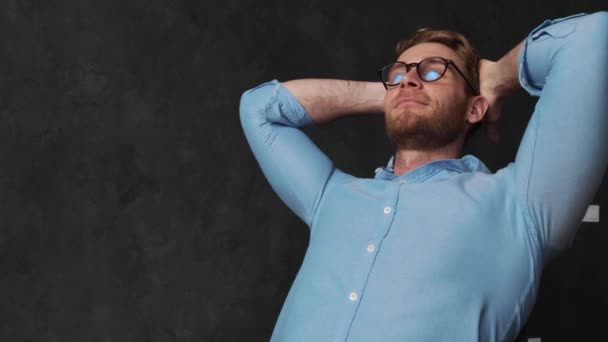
xmin=397 ymin=42 xmax=462 ymax=64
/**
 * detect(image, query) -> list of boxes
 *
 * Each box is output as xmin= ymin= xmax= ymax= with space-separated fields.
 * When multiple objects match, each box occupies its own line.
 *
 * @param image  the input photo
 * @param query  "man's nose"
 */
xmin=399 ymin=68 xmax=422 ymax=89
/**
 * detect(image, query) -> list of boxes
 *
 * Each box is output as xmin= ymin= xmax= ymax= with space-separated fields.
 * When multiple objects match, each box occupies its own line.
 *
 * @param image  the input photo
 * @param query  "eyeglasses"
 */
xmin=377 ymin=56 xmax=477 ymax=94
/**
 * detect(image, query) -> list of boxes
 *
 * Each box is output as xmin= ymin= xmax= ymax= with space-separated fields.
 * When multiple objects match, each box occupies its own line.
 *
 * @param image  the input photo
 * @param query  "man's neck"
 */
xmin=392 ymin=142 xmax=463 ymax=176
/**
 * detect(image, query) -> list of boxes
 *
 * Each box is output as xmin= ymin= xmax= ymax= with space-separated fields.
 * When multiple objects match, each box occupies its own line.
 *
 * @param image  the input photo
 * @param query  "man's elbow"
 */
xmin=239 ymin=85 xmax=264 ymax=130
xmin=239 ymin=82 xmax=277 ymax=125
xmin=576 ymin=12 xmax=608 ymax=48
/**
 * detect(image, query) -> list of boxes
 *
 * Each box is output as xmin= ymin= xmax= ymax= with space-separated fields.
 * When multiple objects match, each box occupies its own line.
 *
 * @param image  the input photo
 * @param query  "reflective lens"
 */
xmin=385 ymin=64 xmax=407 ymax=85
xmin=418 ymin=58 xmax=447 ymax=81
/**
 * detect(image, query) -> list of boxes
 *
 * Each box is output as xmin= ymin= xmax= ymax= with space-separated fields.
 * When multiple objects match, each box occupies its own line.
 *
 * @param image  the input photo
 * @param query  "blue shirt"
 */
xmin=239 ymin=12 xmax=608 ymax=342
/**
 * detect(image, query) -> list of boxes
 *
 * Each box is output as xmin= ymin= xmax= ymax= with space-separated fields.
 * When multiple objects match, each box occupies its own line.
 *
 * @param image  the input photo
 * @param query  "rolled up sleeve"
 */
xmin=239 ymin=80 xmax=335 ymax=227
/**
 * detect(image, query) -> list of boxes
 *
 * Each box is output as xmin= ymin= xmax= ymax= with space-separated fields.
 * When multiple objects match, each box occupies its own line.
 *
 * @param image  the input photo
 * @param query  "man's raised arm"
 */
xmin=486 ymin=12 xmax=608 ymax=256
xmin=239 ymin=80 xmax=384 ymax=226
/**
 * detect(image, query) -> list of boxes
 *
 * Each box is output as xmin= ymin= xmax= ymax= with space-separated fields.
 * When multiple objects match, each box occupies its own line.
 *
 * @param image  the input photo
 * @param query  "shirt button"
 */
xmin=367 ymin=244 xmax=376 ymax=253
xmin=383 ymin=206 xmax=392 ymax=214
xmin=349 ymin=292 xmax=358 ymax=301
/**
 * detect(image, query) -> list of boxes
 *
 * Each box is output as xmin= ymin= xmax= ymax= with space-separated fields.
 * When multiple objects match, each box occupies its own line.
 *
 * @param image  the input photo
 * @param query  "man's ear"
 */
xmin=466 ymin=96 xmax=489 ymax=124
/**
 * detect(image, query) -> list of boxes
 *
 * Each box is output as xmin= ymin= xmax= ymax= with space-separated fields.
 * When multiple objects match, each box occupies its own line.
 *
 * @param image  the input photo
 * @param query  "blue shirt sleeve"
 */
xmin=513 ymin=12 xmax=608 ymax=254
xmin=239 ymin=80 xmax=335 ymax=227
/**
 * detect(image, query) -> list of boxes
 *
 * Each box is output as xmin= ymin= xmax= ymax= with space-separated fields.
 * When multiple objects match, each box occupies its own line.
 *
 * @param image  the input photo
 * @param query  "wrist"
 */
xmin=494 ymin=42 xmax=524 ymax=97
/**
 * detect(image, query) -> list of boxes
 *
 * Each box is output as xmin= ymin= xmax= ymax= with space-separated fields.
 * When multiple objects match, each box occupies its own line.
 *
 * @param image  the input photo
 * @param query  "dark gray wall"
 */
xmin=0 ymin=0 xmax=605 ymax=341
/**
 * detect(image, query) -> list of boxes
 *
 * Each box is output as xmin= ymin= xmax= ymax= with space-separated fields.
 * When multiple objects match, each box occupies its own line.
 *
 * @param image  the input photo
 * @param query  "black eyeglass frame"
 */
xmin=377 ymin=57 xmax=477 ymax=94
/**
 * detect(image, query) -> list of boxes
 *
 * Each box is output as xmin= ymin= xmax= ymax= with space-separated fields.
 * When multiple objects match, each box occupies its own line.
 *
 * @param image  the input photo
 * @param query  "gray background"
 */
xmin=0 ymin=0 xmax=606 ymax=341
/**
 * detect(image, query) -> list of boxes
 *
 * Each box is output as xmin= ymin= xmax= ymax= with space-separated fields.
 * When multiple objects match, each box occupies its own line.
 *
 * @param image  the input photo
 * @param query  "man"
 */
xmin=239 ymin=12 xmax=607 ymax=342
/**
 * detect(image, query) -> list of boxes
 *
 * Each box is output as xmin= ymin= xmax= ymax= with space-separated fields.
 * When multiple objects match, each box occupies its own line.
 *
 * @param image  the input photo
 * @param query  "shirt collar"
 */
xmin=373 ymin=154 xmax=491 ymax=182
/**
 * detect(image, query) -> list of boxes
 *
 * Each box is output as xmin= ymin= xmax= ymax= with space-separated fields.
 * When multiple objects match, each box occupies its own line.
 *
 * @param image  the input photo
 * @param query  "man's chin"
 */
xmin=386 ymin=110 xmax=425 ymax=129
xmin=385 ymin=119 xmax=464 ymax=151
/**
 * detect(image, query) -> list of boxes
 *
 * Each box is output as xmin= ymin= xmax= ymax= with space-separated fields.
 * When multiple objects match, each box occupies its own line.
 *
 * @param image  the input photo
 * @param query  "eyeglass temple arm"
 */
xmin=450 ymin=62 xmax=477 ymax=94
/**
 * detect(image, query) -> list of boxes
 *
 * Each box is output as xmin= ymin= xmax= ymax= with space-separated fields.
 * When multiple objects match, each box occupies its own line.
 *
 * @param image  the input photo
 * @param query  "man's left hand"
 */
xmin=478 ymin=59 xmax=503 ymax=144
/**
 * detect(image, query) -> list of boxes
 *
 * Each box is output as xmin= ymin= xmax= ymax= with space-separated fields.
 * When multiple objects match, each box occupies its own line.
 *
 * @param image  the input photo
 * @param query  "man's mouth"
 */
xmin=395 ymin=97 xmax=427 ymax=107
